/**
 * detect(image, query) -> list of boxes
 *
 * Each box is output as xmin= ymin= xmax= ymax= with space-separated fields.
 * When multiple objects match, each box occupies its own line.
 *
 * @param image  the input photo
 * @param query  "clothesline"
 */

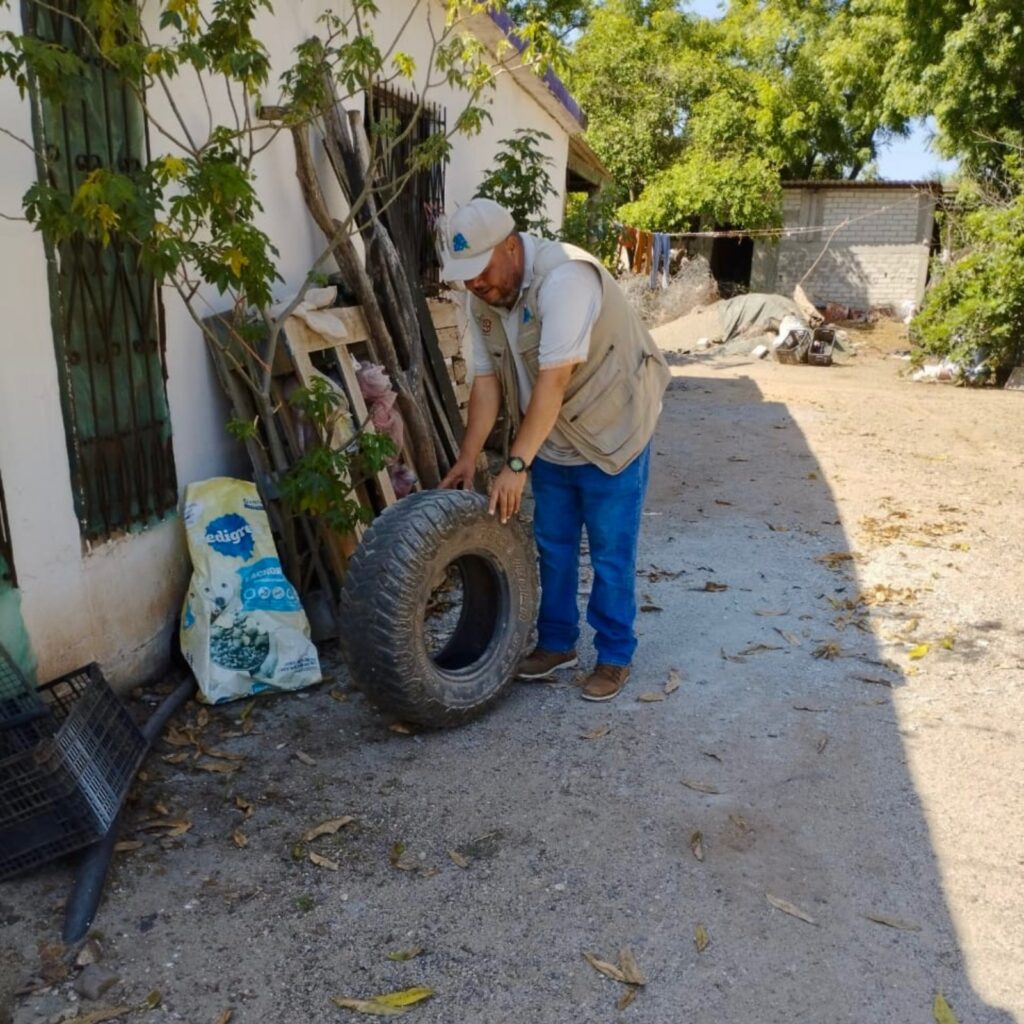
xmin=621 ymin=192 xmax=925 ymax=243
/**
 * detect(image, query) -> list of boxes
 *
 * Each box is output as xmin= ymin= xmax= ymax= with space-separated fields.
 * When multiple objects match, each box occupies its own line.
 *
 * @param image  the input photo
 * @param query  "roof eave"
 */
xmin=463 ymin=10 xmax=585 ymax=136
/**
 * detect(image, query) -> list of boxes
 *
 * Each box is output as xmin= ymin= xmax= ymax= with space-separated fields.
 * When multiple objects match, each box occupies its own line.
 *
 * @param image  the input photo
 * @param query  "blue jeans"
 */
xmin=530 ymin=445 xmax=651 ymax=667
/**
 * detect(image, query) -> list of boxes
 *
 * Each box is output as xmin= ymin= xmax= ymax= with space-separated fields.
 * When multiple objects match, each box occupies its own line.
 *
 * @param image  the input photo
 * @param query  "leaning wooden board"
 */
xmin=281 ymin=306 xmax=398 ymax=509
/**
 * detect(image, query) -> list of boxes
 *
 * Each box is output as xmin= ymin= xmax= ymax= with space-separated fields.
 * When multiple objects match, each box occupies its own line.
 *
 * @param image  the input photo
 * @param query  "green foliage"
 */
xmin=620 ymin=154 xmax=782 ymax=232
xmin=913 ymin=159 xmax=1024 ymax=379
xmin=476 ymin=128 xmax=558 ymax=236
xmin=279 ymin=379 xmax=397 ymax=535
xmin=561 ymin=188 xmax=624 ymax=269
xmin=897 ymin=0 xmax=1024 ymax=175
xmin=567 ymin=0 xmax=911 ymax=229
xmin=566 ymin=1 xmax=690 ymax=201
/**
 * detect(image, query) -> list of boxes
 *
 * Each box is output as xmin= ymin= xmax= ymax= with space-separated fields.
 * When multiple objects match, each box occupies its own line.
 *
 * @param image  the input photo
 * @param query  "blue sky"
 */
xmin=680 ymin=0 xmax=955 ymax=181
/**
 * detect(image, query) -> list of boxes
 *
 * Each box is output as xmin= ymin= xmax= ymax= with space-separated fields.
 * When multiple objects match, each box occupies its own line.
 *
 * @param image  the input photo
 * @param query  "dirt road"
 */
xmin=3 ymin=325 xmax=1021 ymax=1023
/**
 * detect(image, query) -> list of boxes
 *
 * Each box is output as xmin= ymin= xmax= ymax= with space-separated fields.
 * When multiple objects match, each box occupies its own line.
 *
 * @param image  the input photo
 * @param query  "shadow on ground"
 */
xmin=0 ymin=375 xmax=1014 ymax=1023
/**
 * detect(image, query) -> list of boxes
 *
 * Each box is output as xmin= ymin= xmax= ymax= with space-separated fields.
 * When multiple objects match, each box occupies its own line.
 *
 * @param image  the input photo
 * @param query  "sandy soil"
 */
xmin=1 ymin=320 xmax=1021 ymax=1024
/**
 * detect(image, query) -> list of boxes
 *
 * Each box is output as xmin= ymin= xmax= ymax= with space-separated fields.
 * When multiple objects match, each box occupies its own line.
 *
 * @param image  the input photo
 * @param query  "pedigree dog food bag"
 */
xmin=180 ymin=478 xmax=321 ymax=703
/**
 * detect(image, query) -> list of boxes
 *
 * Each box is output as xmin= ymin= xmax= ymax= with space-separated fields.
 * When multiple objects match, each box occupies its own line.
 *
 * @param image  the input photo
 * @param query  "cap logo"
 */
xmin=452 ymin=232 xmax=470 ymax=253
xmin=523 ymin=308 xmax=533 ymax=324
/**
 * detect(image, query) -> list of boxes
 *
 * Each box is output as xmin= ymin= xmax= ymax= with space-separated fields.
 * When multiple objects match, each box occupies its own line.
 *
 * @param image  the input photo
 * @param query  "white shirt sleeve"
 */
xmin=468 ymin=313 xmax=496 ymax=376
xmin=536 ymin=261 xmax=603 ymax=369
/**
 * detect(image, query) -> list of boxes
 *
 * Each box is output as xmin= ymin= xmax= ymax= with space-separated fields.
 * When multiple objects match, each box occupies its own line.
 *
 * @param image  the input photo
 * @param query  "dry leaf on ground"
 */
xmin=294 ymin=750 xmax=317 ymax=766
xmin=389 ymin=842 xmax=418 ymax=872
xmin=448 ymin=850 xmax=469 ymax=869
xmin=754 ymin=608 xmax=789 ymax=617
xmin=817 ymin=735 xmax=829 ymax=754
xmin=618 ymin=947 xmax=646 ymax=986
xmin=689 ymin=830 xmax=704 ymax=862
xmin=114 ymin=841 xmax=143 ymax=853
xmin=196 ymin=708 xmax=210 ymax=730
xmin=856 ymin=675 xmax=894 ymax=688
xmin=682 ymin=779 xmax=719 ymax=795
xmin=582 ymin=952 xmax=626 ymax=983
xmin=702 ymin=581 xmax=728 ymax=592
xmin=214 ymin=1011 xmax=233 ymax=1024
xmin=196 ymin=760 xmax=239 ymax=775
xmin=636 ymin=692 xmax=665 ymax=703
xmin=665 ymin=669 xmax=681 ymax=694
xmin=933 ymin=993 xmax=959 ymax=1024
xmin=234 ymin=796 xmax=254 ymax=819
xmin=332 ymin=986 xmax=434 ymax=1016
xmin=389 ymin=722 xmax=415 ymax=735
xmin=309 ymin=851 xmax=340 ymax=871
xmin=198 ymin=745 xmax=245 ymax=762
xmin=329 ymin=688 xmax=348 ymax=702
xmin=386 ymin=947 xmax=424 ymax=962
xmin=302 ymin=817 xmax=354 ymax=843
xmin=64 ymin=1009 xmax=131 ymax=1024
xmin=616 ymin=987 xmax=638 ymax=1011
xmin=776 ymin=629 xmax=802 ymax=646
xmin=581 ymin=723 xmax=610 ymax=740
xmin=694 ymin=924 xmax=710 ymax=953
xmin=739 ymin=643 xmax=783 ymax=656
xmin=231 ymin=829 xmax=247 ymax=849
xmin=720 ymin=648 xmax=746 ymax=663
xmin=139 ymin=818 xmax=192 ymax=837
xmin=865 ymin=912 xmax=921 ymax=931
xmin=162 ymin=751 xmax=190 ymax=765
xmin=817 ymin=551 xmax=855 ymax=569
xmin=766 ymin=893 xmax=817 ymax=925
xmin=639 ymin=604 xmax=663 ymax=613
xmin=813 ymin=642 xmax=842 ymax=660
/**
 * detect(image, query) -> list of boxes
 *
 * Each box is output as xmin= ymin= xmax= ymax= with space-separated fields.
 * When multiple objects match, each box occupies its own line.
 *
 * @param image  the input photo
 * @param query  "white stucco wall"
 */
xmin=0 ymin=2 xmax=576 ymax=688
xmin=751 ymin=186 xmax=937 ymax=311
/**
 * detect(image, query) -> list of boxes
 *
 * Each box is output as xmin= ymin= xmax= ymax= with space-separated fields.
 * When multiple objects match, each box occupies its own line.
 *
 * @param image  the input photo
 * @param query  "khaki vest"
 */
xmin=470 ymin=238 xmax=671 ymax=475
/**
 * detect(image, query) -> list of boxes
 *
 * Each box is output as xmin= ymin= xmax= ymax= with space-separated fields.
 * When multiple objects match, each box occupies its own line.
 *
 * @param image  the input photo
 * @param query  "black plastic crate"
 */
xmin=0 ymin=645 xmax=53 ymax=757
xmin=0 ymin=665 xmax=147 ymax=881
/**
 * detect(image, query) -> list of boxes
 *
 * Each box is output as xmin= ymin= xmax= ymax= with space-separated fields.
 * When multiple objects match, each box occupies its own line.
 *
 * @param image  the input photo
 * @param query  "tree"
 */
xmin=567 ymin=0 xmax=912 ymax=230
xmin=0 ymin=0 xmax=554 ymax=502
xmin=476 ymin=128 xmax=558 ymax=236
xmin=893 ymin=0 xmax=1024 ymax=176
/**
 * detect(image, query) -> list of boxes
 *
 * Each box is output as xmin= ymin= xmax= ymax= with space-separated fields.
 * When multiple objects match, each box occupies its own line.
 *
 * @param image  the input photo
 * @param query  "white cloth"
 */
xmin=470 ymin=235 xmax=602 ymax=464
xmin=283 ymin=285 xmax=348 ymax=341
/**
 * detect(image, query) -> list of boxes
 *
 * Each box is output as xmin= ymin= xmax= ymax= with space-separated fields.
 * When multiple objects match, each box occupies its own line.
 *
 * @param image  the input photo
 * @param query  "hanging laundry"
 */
xmin=634 ymin=229 xmax=654 ymax=277
xmin=650 ymin=233 xmax=671 ymax=290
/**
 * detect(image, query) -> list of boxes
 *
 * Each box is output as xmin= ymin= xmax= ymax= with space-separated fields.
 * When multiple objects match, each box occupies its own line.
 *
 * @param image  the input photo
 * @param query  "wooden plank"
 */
xmin=282 ymin=313 xmax=398 ymax=508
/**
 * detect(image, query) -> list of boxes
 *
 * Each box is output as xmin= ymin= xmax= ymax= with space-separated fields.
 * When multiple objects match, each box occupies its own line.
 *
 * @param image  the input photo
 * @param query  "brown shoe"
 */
xmin=517 ymin=647 xmax=578 ymax=680
xmin=580 ymin=664 xmax=631 ymax=702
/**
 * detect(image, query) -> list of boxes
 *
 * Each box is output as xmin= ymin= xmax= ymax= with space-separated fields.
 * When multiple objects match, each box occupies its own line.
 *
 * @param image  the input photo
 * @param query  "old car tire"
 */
xmin=339 ymin=490 xmax=539 ymax=727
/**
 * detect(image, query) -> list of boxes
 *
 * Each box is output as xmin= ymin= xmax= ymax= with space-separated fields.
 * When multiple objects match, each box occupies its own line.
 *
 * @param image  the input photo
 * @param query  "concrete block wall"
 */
xmin=752 ymin=187 xmax=936 ymax=311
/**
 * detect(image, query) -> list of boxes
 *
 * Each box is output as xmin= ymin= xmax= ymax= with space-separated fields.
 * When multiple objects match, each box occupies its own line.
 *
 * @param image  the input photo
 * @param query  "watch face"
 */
xmin=508 ymin=456 xmax=526 ymax=472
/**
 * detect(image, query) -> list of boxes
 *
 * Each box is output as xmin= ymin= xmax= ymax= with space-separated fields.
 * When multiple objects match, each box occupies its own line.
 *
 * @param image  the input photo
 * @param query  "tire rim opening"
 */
xmin=425 ymin=554 xmax=505 ymax=671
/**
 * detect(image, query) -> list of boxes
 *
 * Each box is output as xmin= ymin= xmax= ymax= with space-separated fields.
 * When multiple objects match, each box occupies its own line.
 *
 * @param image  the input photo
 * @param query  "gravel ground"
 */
xmin=2 ymin=323 xmax=1021 ymax=1024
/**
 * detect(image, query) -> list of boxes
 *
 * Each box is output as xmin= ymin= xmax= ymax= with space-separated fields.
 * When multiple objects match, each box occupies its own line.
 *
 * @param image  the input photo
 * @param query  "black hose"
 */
xmin=62 ymin=676 xmax=195 ymax=944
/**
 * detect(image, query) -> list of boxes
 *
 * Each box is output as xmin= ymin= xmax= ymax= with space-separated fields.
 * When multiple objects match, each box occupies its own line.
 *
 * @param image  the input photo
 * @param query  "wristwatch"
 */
xmin=506 ymin=456 xmax=529 ymax=473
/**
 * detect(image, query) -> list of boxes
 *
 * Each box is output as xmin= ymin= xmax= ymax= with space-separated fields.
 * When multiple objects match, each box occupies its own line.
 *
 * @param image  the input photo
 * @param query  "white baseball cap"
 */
xmin=441 ymin=197 xmax=516 ymax=282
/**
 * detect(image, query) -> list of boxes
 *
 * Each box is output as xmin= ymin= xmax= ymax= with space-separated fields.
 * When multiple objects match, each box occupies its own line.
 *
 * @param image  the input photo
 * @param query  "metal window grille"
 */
xmin=0 ymin=471 xmax=15 ymax=589
xmin=367 ymin=85 xmax=447 ymax=296
xmin=24 ymin=1 xmax=177 ymax=541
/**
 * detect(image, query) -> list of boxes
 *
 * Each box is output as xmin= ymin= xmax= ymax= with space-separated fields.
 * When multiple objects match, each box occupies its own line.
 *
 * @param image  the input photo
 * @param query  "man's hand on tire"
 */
xmin=439 ymin=456 xmax=477 ymax=490
xmin=488 ymin=466 xmax=527 ymax=524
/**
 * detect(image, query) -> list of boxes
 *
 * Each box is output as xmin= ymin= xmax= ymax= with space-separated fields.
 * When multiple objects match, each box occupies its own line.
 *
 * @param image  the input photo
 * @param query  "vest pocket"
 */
xmin=561 ymin=356 xmax=650 ymax=456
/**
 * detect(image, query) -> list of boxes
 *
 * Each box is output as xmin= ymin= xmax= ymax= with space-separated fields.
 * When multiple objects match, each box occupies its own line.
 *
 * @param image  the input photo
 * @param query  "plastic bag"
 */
xmin=180 ymin=478 xmax=321 ymax=704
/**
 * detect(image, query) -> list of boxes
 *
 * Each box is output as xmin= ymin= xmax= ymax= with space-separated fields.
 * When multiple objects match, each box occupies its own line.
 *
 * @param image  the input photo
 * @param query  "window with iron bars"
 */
xmin=24 ymin=1 xmax=177 ymax=542
xmin=366 ymin=85 xmax=447 ymax=296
